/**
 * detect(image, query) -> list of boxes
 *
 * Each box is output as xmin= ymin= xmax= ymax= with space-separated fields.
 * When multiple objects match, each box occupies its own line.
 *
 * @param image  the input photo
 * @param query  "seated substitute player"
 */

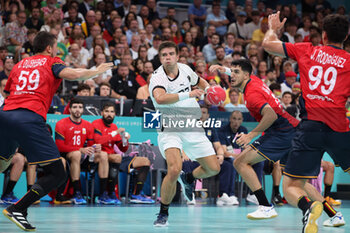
xmin=182 ymin=105 xmax=239 ymax=206
xmin=262 ymin=12 xmax=349 ymax=232
xmin=0 ymin=31 xmax=113 ymax=231
xmin=218 ymin=110 xmax=264 ymax=205
xmin=55 ymin=98 xmax=111 ymax=205
xmin=210 ymin=59 xmax=300 ymax=220
xmin=150 ymin=41 xmax=220 ymax=227
xmin=93 ymin=102 xmax=154 ymax=204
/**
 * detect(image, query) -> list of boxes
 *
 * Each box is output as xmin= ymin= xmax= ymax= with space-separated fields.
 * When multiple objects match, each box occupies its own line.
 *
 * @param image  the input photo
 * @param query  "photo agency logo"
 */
xmin=143 ymin=109 xmax=222 ymax=131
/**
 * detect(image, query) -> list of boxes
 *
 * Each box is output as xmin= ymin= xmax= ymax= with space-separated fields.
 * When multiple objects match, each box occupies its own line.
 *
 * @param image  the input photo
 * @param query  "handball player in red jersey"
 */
xmin=263 ymin=12 xmax=349 ymax=232
xmin=210 ymin=60 xmax=299 ymax=220
xmin=0 ymin=31 xmax=113 ymax=231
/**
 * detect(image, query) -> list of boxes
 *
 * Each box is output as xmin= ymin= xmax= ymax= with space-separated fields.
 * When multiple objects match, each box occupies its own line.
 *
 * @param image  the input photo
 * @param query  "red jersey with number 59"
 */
xmin=283 ymin=43 xmax=350 ymax=132
xmin=244 ymin=76 xmax=299 ymax=130
xmin=3 ymin=55 xmax=66 ymax=120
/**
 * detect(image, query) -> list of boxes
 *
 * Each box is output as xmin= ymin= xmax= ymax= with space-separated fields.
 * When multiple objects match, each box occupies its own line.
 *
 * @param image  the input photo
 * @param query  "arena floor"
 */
xmin=1 ymin=201 xmax=349 ymax=232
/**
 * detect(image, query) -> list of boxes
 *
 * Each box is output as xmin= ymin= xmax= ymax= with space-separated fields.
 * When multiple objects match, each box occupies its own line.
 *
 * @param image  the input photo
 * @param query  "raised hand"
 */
xmin=268 ymin=11 xmax=287 ymax=33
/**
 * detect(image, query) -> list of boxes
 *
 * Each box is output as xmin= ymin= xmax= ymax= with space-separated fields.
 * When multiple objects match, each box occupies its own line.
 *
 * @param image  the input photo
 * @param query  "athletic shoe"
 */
xmin=97 ymin=191 xmax=115 ymax=205
xmin=282 ymin=197 xmax=288 ymax=204
xmin=33 ymin=200 xmax=40 ymax=205
xmin=302 ymin=201 xmax=323 ymax=233
xmin=229 ymin=195 xmax=239 ymax=205
xmin=72 ymin=191 xmax=87 ymax=205
xmin=246 ymin=193 xmax=259 ymax=205
xmin=1 ymin=192 xmax=19 ymax=204
xmin=323 ymin=212 xmax=346 ymax=227
xmin=325 ymin=196 xmax=341 ymax=206
xmin=271 ymin=193 xmax=284 ymax=206
xmin=177 ymin=171 xmax=194 ymax=202
xmin=247 ymin=205 xmax=278 ymax=220
xmin=54 ymin=195 xmax=72 ymax=205
xmin=216 ymin=193 xmax=237 ymax=206
xmin=186 ymin=193 xmax=196 ymax=205
xmin=109 ymin=193 xmax=122 ymax=205
xmin=130 ymin=194 xmax=155 ymax=204
xmin=153 ymin=213 xmax=169 ymax=227
xmin=3 ymin=205 xmax=36 ymax=231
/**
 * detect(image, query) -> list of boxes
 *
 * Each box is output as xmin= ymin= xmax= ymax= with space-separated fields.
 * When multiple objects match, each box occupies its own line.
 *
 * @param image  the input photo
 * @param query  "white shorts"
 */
xmin=158 ymin=131 xmax=216 ymax=160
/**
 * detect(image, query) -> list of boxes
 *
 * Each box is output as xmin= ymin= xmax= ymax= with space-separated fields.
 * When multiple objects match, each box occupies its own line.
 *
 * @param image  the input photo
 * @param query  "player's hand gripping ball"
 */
xmin=206 ymin=86 xmax=226 ymax=105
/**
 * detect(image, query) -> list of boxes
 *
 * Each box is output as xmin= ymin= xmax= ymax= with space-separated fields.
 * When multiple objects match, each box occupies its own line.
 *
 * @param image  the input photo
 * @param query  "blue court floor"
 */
xmin=1 ymin=201 xmax=350 ymax=233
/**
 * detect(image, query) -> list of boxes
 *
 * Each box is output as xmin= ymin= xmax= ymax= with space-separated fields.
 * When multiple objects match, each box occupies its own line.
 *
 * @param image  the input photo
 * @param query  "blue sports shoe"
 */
xmin=177 ymin=171 xmax=194 ymax=202
xmin=72 ymin=191 xmax=87 ymax=205
xmin=130 ymin=194 xmax=155 ymax=204
xmin=153 ymin=213 xmax=169 ymax=227
xmin=1 ymin=192 xmax=19 ymax=204
xmin=97 ymin=192 xmax=115 ymax=205
xmin=109 ymin=193 xmax=122 ymax=205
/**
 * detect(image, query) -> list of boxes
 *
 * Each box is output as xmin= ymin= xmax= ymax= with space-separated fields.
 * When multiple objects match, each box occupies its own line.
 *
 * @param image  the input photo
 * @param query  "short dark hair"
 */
xmin=70 ymin=98 xmax=84 ymax=108
xmin=33 ymin=31 xmax=57 ymax=54
xmin=100 ymin=82 xmax=111 ymax=88
xmin=77 ymin=83 xmax=90 ymax=92
xmin=215 ymin=45 xmax=224 ymax=51
xmin=102 ymin=102 xmax=115 ymax=111
xmin=231 ymin=59 xmax=253 ymax=75
xmin=199 ymin=104 xmax=209 ymax=111
xmin=269 ymin=83 xmax=281 ymax=92
xmin=27 ymin=29 xmax=37 ymax=36
xmin=158 ymin=41 xmax=179 ymax=55
xmin=323 ymin=14 xmax=349 ymax=43
xmin=282 ymin=91 xmax=293 ymax=98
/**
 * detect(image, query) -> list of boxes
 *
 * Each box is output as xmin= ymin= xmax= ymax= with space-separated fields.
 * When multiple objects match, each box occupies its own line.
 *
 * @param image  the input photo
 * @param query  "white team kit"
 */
xmin=149 ymin=63 xmax=215 ymax=160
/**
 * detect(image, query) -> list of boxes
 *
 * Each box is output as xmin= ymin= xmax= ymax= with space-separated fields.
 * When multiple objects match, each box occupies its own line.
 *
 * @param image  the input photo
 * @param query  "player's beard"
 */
xmin=71 ymin=111 xmax=82 ymax=121
xmin=102 ymin=116 xmax=114 ymax=125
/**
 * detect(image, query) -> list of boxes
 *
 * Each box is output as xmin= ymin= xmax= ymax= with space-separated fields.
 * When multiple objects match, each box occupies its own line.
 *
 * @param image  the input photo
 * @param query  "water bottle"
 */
xmin=89 ymin=145 xmax=96 ymax=162
xmin=120 ymin=131 xmax=128 ymax=147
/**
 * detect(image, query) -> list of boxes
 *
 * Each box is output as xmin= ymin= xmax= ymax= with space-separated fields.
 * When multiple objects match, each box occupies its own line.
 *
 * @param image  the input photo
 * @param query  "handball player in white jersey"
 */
xmin=149 ymin=41 xmax=220 ymax=227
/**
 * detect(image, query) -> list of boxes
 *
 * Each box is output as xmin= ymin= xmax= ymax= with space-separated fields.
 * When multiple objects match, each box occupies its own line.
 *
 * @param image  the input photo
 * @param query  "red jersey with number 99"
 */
xmin=3 ymin=55 xmax=66 ymax=120
xmin=283 ymin=43 xmax=350 ymax=132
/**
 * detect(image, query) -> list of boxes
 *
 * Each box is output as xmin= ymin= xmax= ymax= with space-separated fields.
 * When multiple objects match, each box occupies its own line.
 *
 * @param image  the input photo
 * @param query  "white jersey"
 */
xmin=149 ymin=63 xmax=202 ymax=126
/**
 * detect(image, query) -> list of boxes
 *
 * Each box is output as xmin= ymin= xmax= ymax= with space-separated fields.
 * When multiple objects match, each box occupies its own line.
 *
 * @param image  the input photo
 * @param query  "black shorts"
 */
xmin=250 ymin=127 xmax=295 ymax=164
xmin=119 ymin=156 xmax=137 ymax=173
xmin=0 ymin=109 xmax=60 ymax=165
xmin=284 ymin=120 xmax=350 ymax=179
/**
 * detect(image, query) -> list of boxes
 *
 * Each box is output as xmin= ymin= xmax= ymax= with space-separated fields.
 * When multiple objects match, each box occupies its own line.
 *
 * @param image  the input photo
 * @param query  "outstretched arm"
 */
xmin=59 ymin=63 xmax=114 ymax=81
xmin=262 ymin=11 xmax=287 ymax=57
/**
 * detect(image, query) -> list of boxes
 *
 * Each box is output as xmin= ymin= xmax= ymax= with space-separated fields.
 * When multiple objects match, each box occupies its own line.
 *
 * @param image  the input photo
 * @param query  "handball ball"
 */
xmin=206 ymin=86 xmax=226 ymax=105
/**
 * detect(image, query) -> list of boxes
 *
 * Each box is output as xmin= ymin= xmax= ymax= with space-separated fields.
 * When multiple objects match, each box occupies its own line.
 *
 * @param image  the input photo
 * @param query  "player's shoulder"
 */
xmin=81 ymin=118 xmax=92 ymax=125
xmin=178 ymin=63 xmax=193 ymax=73
xmin=56 ymin=117 xmax=69 ymax=126
xmin=51 ymin=56 xmax=66 ymax=65
xmin=150 ymin=66 xmax=166 ymax=83
xmin=91 ymin=118 xmax=102 ymax=125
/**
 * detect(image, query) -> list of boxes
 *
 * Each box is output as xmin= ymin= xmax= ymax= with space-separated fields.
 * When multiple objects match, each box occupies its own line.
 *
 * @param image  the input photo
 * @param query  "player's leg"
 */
xmin=1 ymin=153 xmax=25 ymax=204
xmin=321 ymin=161 xmax=341 ymax=206
xmin=234 ymin=147 xmax=278 ymax=219
xmin=129 ymin=157 xmax=154 ymax=203
xmin=303 ymin=182 xmax=345 ymax=227
xmin=0 ymin=158 xmax=12 ymax=173
xmin=66 ymin=151 xmax=86 ymax=204
xmin=94 ymin=151 xmax=113 ymax=204
xmin=154 ymin=148 xmax=182 ymax=227
xmin=178 ymin=133 xmax=220 ymax=202
xmin=282 ymin=120 xmax=326 ymax=233
xmin=216 ymin=159 xmax=238 ymax=206
xmin=271 ymin=161 xmax=284 ymax=206
xmin=107 ymin=153 xmax=121 ymax=204
xmin=54 ymin=157 xmax=71 ymax=204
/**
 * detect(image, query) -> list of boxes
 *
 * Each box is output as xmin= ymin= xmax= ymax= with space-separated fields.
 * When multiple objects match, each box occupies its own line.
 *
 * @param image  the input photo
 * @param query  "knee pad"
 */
xmin=38 ymin=159 xmax=67 ymax=193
